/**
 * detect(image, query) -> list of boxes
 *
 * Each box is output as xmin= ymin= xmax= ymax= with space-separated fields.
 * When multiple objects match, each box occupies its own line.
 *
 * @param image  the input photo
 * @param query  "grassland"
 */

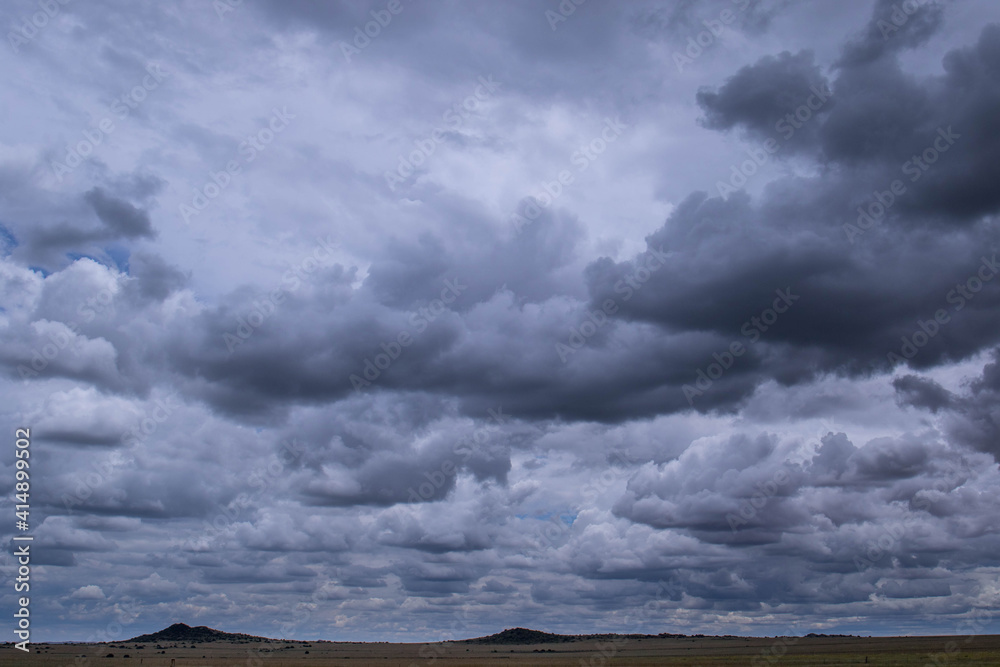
xmin=4 ymin=634 xmax=1000 ymax=667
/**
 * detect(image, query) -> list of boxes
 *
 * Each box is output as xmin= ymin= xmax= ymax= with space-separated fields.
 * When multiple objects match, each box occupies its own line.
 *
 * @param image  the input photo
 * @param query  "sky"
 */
xmin=1 ymin=0 xmax=1000 ymax=644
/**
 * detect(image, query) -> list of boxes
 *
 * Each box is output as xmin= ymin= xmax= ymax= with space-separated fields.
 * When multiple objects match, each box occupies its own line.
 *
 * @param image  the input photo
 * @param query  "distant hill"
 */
xmin=125 ymin=623 xmax=268 ymax=644
xmin=123 ymin=623 xmax=856 ymax=646
xmin=461 ymin=628 xmax=575 ymax=644
xmin=458 ymin=627 xmax=698 ymax=645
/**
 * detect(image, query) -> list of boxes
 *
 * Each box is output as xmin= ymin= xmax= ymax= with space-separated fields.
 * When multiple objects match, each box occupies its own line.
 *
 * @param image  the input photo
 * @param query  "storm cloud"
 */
xmin=0 ymin=0 xmax=998 ymax=644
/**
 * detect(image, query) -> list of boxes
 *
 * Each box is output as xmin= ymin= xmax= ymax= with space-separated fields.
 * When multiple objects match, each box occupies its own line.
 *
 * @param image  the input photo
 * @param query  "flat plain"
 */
xmin=5 ymin=634 xmax=1000 ymax=667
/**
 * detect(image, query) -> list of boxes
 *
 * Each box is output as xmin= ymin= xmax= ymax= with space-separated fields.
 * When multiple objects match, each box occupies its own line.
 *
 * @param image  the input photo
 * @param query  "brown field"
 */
xmin=4 ymin=635 xmax=1000 ymax=666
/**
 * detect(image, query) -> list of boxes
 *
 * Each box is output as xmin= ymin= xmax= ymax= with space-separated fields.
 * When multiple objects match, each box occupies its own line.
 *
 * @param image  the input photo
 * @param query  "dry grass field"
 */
xmin=4 ymin=635 xmax=1000 ymax=667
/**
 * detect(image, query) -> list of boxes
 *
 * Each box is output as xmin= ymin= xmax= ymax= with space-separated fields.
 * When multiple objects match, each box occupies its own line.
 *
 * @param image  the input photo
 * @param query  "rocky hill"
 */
xmin=461 ymin=628 xmax=574 ymax=644
xmin=126 ymin=623 xmax=268 ymax=644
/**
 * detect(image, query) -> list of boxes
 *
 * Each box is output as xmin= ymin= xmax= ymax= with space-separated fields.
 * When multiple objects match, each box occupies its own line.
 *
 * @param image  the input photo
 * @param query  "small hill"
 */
xmin=462 ymin=628 xmax=575 ymax=644
xmin=458 ymin=628 xmax=701 ymax=644
xmin=126 ymin=623 xmax=267 ymax=644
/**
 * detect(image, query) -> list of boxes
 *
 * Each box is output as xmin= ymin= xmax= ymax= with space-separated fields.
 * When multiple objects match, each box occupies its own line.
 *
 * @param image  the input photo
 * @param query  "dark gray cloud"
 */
xmin=586 ymin=23 xmax=1000 ymax=405
xmin=697 ymin=50 xmax=833 ymax=151
xmin=1 ymin=174 xmax=159 ymax=271
xmin=893 ymin=374 xmax=955 ymax=412
xmin=84 ymin=188 xmax=156 ymax=240
xmin=126 ymin=252 xmax=189 ymax=301
xmin=837 ymin=0 xmax=947 ymax=68
xmin=947 ymin=350 xmax=1000 ymax=458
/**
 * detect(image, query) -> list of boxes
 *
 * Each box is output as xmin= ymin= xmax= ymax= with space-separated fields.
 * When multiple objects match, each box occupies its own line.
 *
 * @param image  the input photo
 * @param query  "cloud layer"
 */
xmin=0 ymin=0 xmax=998 ymax=642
